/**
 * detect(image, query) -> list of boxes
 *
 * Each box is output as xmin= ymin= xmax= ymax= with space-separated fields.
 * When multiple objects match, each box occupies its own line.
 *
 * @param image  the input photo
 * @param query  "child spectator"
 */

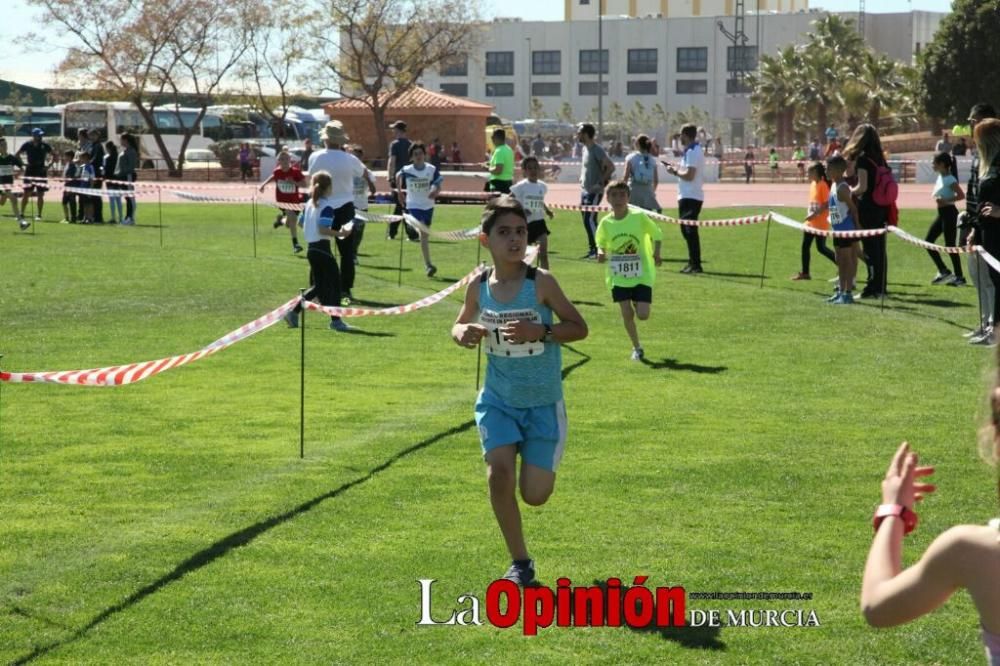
xmin=60 ymin=149 xmax=78 ymax=224
xmin=792 ymin=162 xmax=837 ymax=280
xmin=623 ymin=134 xmax=661 ymax=214
xmin=76 ymin=151 xmax=96 ymax=224
xmin=595 ymin=180 xmax=663 ymax=360
xmin=925 ymin=152 xmax=966 ymax=286
xmin=769 ymin=147 xmax=781 ymax=182
xmin=826 ymin=155 xmax=860 ymax=304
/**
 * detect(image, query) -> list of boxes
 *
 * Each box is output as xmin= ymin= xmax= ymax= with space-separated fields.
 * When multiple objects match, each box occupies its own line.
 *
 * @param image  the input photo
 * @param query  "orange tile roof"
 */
xmin=324 ymin=86 xmax=493 ymax=111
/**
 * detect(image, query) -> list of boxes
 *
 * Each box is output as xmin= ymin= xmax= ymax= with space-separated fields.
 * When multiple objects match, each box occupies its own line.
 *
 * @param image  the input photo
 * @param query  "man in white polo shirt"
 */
xmin=661 ymin=124 xmax=705 ymax=274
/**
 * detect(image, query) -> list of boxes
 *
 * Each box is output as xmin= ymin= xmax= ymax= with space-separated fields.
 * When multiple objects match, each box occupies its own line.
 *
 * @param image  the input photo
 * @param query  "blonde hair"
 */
xmin=310 ymin=171 xmax=332 ymax=203
xmin=974 ymin=118 xmax=1000 ymax=180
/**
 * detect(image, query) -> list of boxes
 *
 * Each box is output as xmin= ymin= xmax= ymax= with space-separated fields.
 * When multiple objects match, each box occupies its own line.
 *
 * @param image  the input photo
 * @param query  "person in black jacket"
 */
xmin=843 ymin=124 xmax=889 ymax=298
xmin=968 ymin=118 xmax=1000 ymax=346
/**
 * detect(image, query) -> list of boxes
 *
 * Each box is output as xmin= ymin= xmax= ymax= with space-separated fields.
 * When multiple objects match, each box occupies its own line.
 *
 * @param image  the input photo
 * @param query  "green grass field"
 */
xmin=1 ymin=202 xmax=996 ymax=664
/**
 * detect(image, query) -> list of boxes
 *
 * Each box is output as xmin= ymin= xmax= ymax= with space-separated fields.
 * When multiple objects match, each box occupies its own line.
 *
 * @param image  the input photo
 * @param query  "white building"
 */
xmin=415 ymin=8 xmax=944 ymax=146
xmin=565 ymin=0 xmax=810 ymax=21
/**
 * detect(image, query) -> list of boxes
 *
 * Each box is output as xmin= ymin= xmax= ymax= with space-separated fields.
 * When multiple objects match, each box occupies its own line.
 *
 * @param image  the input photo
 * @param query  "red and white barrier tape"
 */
xmin=401 ymin=213 xmax=480 ymax=241
xmin=887 ymin=225 xmax=976 ymax=254
xmin=633 ymin=204 xmax=769 ymax=228
xmin=769 ymin=212 xmax=888 ymax=239
xmin=0 ymin=297 xmax=299 ymax=386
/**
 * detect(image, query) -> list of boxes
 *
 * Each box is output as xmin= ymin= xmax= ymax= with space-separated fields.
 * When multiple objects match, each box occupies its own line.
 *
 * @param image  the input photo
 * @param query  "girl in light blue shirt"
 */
xmin=925 ymin=152 xmax=966 ymax=285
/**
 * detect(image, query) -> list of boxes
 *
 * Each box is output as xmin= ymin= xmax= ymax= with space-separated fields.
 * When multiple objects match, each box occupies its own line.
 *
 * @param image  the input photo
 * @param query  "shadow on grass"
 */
xmin=561 ymin=344 xmax=592 ymax=381
xmin=341 ymin=329 xmax=395 ymax=338
xmin=698 ymin=270 xmax=765 ymax=280
xmin=580 ymin=579 xmax=725 ymax=650
xmin=361 ymin=264 xmax=412 ymax=272
xmin=571 ymin=300 xmax=606 ymax=308
xmin=10 ymin=420 xmax=477 ymax=665
xmin=884 ymin=293 xmax=970 ymax=308
xmin=640 ymin=357 xmax=728 ymax=374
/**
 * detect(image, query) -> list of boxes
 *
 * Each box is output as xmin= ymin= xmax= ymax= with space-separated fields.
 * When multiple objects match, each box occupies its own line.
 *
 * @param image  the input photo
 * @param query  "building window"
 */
xmin=580 ymin=0 xmax=590 ymax=4
xmin=532 ymin=82 xmax=561 ymax=96
xmin=579 ymin=81 xmax=609 ymax=95
xmin=486 ymin=51 xmax=514 ymax=76
xmin=725 ymin=78 xmax=753 ymax=94
xmin=627 ymin=80 xmax=657 ymax=95
xmin=486 ymin=82 xmax=515 ymax=97
xmin=440 ymin=83 xmax=468 ymax=97
xmin=532 ymin=50 xmax=561 ymax=75
xmin=727 ymin=45 xmax=758 ymax=72
xmin=677 ymin=47 xmax=708 ymax=72
xmin=579 ymin=49 xmax=609 ymax=74
xmin=627 ymin=49 xmax=657 ymax=74
xmin=676 ymin=79 xmax=708 ymax=94
xmin=439 ymin=56 xmax=468 ymax=77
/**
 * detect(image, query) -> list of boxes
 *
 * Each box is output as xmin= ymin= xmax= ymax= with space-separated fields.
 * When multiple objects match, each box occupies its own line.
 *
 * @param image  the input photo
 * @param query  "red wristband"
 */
xmin=872 ymin=504 xmax=918 ymax=535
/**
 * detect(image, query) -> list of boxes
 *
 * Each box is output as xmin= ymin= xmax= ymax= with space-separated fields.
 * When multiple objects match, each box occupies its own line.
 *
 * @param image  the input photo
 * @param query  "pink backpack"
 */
xmin=869 ymin=157 xmax=898 ymax=208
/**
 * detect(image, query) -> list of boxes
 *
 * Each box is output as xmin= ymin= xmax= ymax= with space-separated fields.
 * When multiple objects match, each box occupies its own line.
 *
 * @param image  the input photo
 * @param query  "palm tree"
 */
xmin=799 ymin=14 xmax=865 ymax=138
xmin=750 ymin=46 xmax=800 ymax=145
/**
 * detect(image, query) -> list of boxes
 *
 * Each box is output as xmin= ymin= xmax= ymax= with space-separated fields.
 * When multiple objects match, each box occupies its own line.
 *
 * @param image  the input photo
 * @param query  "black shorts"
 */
xmin=527 ymin=219 xmax=550 ymax=244
xmin=486 ymin=179 xmax=512 ymax=194
xmin=833 ymin=235 xmax=855 ymax=249
xmin=24 ymin=169 xmax=48 ymax=193
xmin=612 ymin=284 xmax=653 ymax=304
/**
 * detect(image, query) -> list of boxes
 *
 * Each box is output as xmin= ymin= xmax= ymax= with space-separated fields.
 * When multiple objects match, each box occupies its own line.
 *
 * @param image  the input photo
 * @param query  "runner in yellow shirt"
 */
xmin=595 ymin=180 xmax=663 ymax=361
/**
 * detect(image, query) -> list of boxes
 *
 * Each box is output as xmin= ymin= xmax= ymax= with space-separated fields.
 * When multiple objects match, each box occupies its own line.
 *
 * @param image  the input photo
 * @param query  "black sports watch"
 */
xmin=542 ymin=324 xmax=553 ymax=343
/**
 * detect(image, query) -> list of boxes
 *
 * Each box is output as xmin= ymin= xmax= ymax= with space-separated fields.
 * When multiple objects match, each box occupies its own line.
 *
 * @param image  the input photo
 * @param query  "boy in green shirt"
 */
xmin=595 ymin=180 xmax=663 ymax=361
xmin=484 ymin=128 xmax=514 ymax=193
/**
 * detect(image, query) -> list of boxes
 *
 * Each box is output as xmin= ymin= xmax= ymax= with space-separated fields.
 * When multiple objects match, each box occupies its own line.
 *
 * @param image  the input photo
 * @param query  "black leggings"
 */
xmin=801 ymin=233 xmax=836 ymax=274
xmin=295 ymin=240 xmax=341 ymax=321
xmin=925 ymin=205 xmax=964 ymax=277
xmin=336 ymin=235 xmax=356 ymax=291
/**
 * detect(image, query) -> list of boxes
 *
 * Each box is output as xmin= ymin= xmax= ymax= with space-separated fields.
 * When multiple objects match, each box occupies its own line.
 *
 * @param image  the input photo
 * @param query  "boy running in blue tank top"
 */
xmin=452 ymin=195 xmax=589 ymax=586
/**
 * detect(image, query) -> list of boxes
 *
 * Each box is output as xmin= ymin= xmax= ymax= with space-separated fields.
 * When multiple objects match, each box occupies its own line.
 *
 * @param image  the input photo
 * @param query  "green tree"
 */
xmin=557 ymin=101 xmax=574 ymax=124
xmin=529 ymin=97 xmax=545 ymax=119
xmin=749 ymin=46 xmax=800 ymax=145
xmin=920 ymin=0 xmax=1000 ymax=123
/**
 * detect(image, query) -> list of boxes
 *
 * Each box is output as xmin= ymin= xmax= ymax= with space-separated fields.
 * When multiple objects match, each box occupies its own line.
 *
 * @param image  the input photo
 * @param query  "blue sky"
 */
xmin=0 ymin=0 xmax=953 ymax=91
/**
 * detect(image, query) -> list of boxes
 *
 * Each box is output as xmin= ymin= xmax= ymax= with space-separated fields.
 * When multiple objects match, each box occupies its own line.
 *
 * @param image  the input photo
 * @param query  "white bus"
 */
xmin=0 ymin=105 xmax=64 ymax=146
xmin=60 ymin=101 xmax=225 ymax=164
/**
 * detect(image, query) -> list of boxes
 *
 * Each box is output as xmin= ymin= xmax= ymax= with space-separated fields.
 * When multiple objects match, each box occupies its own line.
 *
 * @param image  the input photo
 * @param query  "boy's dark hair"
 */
xmin=491 ymin=128 xmax=506 ymax=142
xmin=605 ymin=179 xmax=630 ymax=195
xmin=680 ymin=124 xmax=697 ymax=140
xmin=521 ymin=155 xmax=539 ymax=169
xmin=481 ymin=194 xmax=527 ymax=235
xmin=408 ymin=141 xmax=426 ymax=159
xmin=827 ymin=155 xmax=847 ymax=171
xmin=932 ymin=151 xmax=954 ymax=169
xmin=635 ymin=134 xmax=651 ymax=152
xmin=970 ymin=103 xmax=998 ymax=120
xmin=577 ymin=123 xmax=596 ymax=139
xmin=64 ymin=149 xmax=75 ymax=158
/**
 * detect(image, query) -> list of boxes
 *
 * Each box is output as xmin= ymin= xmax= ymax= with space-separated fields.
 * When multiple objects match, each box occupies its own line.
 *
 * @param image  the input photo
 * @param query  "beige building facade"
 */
xmin=565 ymin=0 xmax=810 ymax=21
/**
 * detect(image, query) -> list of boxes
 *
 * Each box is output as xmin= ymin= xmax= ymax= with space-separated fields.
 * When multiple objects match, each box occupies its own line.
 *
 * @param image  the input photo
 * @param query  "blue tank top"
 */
xmin=478 ymin=265 xmax=562 ymax=408
xmin=828 ymin=181 xmax=855 ymax=232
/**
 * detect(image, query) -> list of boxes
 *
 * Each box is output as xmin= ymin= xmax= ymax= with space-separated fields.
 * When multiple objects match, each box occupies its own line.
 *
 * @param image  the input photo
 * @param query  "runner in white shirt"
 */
xmin=510 ymin=156 xmax=555 ymax=269
xmin=396 ymin=142 xmax=443 ymax=277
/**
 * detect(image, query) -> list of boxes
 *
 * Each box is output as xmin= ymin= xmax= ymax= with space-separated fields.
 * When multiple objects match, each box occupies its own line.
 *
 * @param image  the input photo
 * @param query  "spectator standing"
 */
xmin=531 ymin=133 xmax=545 ymax=157
xmin=935 ymin=132 xmax=953 ymax=155
xmin=809 ymin=138 xmax=822 ymax=161
xmin=450 ymin=141 xmax=462 ymax=170
xmin=623 ymin=134 xmax=660 ymax=213
xmin=115 ymin=132 xmax=139 ymax=225
xmin=843 ymin=123 xmax=891 ymax=298
xmin=104 ymin=140 xmax=120 ymax=224
xmin=238 ymin=143 xmax=252 ymax=183
xmin=825 ymin=124 xmax=838 ymax=144
xmin=386 ymin=120 xmax=417 ymax=241
xmin=577 ymin=122 xmax=615 ymax=259
xmin=16 ymin=127 xmax=53 ymax=223
xmin=662 ymin=124 xmax=706 ymax=274
xmin=953 ymin=137 xmax=969 ymax=157
xmin=88 ymin=129 xmax=105 ymax=223
xmin=963 ymin=104 xmax=998 ymax=344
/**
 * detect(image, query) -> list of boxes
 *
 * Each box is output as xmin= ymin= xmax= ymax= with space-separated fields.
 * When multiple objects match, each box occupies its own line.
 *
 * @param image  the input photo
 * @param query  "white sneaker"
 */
xmin=33 ymin=215 xmax=41 ymax=221
xmin=630 ymin=347 xmax=645 ymax=361
xmin=970 ymin=328 xmax=996 ymax=346
xmin=18 ymin=218 xmax=30 ymax=230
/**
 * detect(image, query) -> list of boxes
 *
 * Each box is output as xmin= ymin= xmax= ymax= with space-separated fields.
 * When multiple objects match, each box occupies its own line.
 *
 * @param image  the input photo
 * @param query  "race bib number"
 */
xmin=828 ymin=205 xmax=842 ymax=228
xmin=479 ymin=308 xmax=545 ymax=358
xmin=610 ymin=254 xmax=642 ymax=278
xmin=408 ymin=178 xmax=430 ymax=194
xmin=277 ymin=180 xmax=297 ymax=194
xmin=0 ymin=166 xmax=14 ymax=177
xmin=522 ymin=195 xmax=544 ymax=215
